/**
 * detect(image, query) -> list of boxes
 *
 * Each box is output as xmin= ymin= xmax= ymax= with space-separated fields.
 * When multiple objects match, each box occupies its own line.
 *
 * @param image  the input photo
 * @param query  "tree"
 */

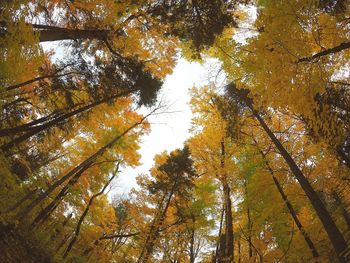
xmin=16 ymin=107 xmax=154 ymax=224
xmin=221 ymin=83 xmax=348 ymax=262
xmin=208 ymin=0 xmax=350 ymax=172
xmin=137 ymin=146 xmax=197 ymax=263
xmin=189 ymin=86 xmax=238 ymax=262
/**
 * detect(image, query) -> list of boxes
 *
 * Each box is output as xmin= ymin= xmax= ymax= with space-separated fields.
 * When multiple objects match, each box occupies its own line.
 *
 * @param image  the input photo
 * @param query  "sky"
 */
xmin=41 ymin=42 xmax=222 ymax=197
xmin=113 ymin=58 xmax=221 ymax=195
xmin=40 ymin=4 xmax=256 ymax=197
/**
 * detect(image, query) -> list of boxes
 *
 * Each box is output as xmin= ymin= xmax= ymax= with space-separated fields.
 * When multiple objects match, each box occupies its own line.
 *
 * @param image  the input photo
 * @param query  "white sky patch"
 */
xmin=233 ymin=4 xmax=258 ymax=44
xmin=112 ymin=58 xmax=220 ymax=194
xmin=40 ymin=43 xmax=223 ymax=196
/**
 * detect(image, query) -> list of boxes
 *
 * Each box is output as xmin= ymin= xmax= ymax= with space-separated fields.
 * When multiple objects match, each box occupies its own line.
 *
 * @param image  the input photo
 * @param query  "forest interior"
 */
xmin=1 ymin=0 xmax=350 ymax=262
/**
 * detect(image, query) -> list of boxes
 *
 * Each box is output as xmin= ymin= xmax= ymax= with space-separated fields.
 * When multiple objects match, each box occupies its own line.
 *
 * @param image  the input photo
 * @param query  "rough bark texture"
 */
xmin=33 ymin=25 xmax=110 ymax=43
xmin=227 ymin=84 xmax=348 ymax=262
xmin=298 ymin=41 xmax=350 ymax=62
xmin=218 ymin=141 xmax=234 ymax=262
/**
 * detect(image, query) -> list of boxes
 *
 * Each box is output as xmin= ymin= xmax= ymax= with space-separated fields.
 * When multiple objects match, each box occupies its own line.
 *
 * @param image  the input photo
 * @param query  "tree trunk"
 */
xmin=336 ymin=147 xmax=350 ymax=172
xmin=50 ymin=213 xmax=73 ymax=242
xmin=3 ymin=188 xmax=39 ymax=213
xmin=54 ymin=234 xmax=71 ymax=255
xmin=214 ymin=204 xmax=225 ymax=263
xmin=227 ymin=84 xmax=348 ymax=262
xmin=223 ymin=183 xmax=234 ymax=262
xmin=189 ymin=216 xmax=196 ymax=263
xmin=32 ymin=166 xmax=90 ymax=226
xmin=0 ymin=89 xmax=136 ymax=150
xmin=271 ymin=174 xmax=319 ymax=257
xmin=63 ymin=166 xmax=119 ymax=258
xmin=4 ymin=71 xmax=75 ymax=91
xmin=238 ymin=237 xmax=241 ymax=263
xmin=0 ymin=111 xmax=61 ymax=137
xmin=255 ymin=144 xmax=319 ymax=258
xmin=218 ymin=233 xmax=226 ymax=263
xmin=333 ymin=191 xmax=350 ymax=230
xmin=220 ymin=141 xmax=234 ymax=262
xmin=32 ymin=24 xmax=110 ymax=42
xmin=17 ymin=112 xmax=151 ymax=222
xmin=298 ymin=41 xmax=350 ymax=63
xmin=137 ymin=182 xmax=177 ymax=263
xmin=244 ymin=181 xmax=253 ymax=259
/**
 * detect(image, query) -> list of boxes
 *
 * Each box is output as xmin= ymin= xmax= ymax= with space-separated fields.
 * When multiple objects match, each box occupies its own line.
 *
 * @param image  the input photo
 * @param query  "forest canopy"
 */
xmin=0 ymin=0 xmax=350 ymax=262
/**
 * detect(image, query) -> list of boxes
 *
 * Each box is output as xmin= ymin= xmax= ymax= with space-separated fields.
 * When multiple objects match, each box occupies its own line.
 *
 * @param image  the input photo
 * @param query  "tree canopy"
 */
xmin=1 ymin=0 xmax=350 ymax=262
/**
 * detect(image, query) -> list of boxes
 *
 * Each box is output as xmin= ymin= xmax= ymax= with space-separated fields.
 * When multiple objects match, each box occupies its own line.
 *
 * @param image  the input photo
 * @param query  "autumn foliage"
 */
xmin=1 ymin=0 xmax=350 ymax=262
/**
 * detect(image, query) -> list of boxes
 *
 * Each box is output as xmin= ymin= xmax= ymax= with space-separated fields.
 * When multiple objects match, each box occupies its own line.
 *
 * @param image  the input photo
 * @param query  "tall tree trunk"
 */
xmin=336 ymin=147 xmax=350 ymax=172
xmin=218 ymin=233 xmax=227 ymax=263
xmin=4 ymin=71 xmax=75 ymax=92
xmin=227 ymin=85 xmax=348 ymax=262
xmin=214 ymin=204 xmax=225 ymax=263
xmin=16 ymin=111 xmax=152 ymax=222
xmin=244 ymin=180 xmax=253 ymax=259
xmin=255 ymin=144 xmax=319 ymax=258
xmin=238 ymin=237 xmax=241 ymax=263
xmin=31 ymin=24 xmax=110 ymax=42
xmin=298 ymin=41 xmax=350 ymax=63
xmin=137 ymin=182 xmax=177 ymax=263
xmin=220 ymin=141 xmax=234 ymax=262
xmin=63 ymin=165 xmax=119 ymax=258
xmin=54 ymin=234 xmax=71 ymax=256
xmin=223 ymin=182 xmax=234 ymax=262
xmin=189 ymin=216 xmax=196 ymax=263
xmin=3 ymin=188 xmax=39 ymax=213
xmin=271 ymin=174 xmax=319 ymax=257
xmin=32 ymin=166 xmax=91 ymax=225
xmin=0 ymin=89 xmax=136 ymax=150
xmin=50 ymin=213 xmax=73 ymax=242
xmin=333 ymin=191 xmax=350 ymax=230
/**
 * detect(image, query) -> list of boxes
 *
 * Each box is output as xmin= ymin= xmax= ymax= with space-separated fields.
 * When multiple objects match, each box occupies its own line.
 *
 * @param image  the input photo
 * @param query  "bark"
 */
xmin=220 ymin=141 xmax=234 ymax=263
xmin=17 ymin=111 xmax=152 ymax=222
xmin=137 ymin=181 xmax=177 ymax=263
xmin=32 ymin=24 xmax=110 ymax=42
xmin=189 ymin=216 xmax=196 ymax=263
xmin=99 ymin=232 xmax=140 ymax=240
xmin=3 ymin=188 xmax=39 ymax=213
xmin=336 ymin=147 xmax=350 ymax=172
xmin=33 ymin=167 xmax=89 ymax=225
xmin=218 ymin=233 xmax=227 ymax=263
xmin=255 ymin=144 xmax=319 ymax=258
xmin=214 ymin=204 xmax=225 ymax=263
xmin=54 ymin=234 xmax=71 ymax=256
xmin=1 ymin=97 xmax=31 ymax=110
xmin=244 ymin=181 xmax=253 ymax=259
xmin=228 ymin=84 xmax=348 ymax=261
xmin=238 ymin=238 xmax=241 ymax=263
xmin=0 ymin=89 xmax=136 ymax=150
xmin=223 ymin=183 xmax=234 ymax=262
xmin=0 ymin=111 xmax=62 ymax=137
xmin=50 ymin=213 xmax=73 ymax=242
xmin=333 ymin=192 xmax=350 ymax=230
xmin=272 ymin=174 xmax=319 ymax=257
xmin=4 ymin=71 xmax=75 ymax=91
xmin=63 ymin=165 xmax=119 ymax=258
xmin=298 ymin=41 xmax=350 ymax=63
